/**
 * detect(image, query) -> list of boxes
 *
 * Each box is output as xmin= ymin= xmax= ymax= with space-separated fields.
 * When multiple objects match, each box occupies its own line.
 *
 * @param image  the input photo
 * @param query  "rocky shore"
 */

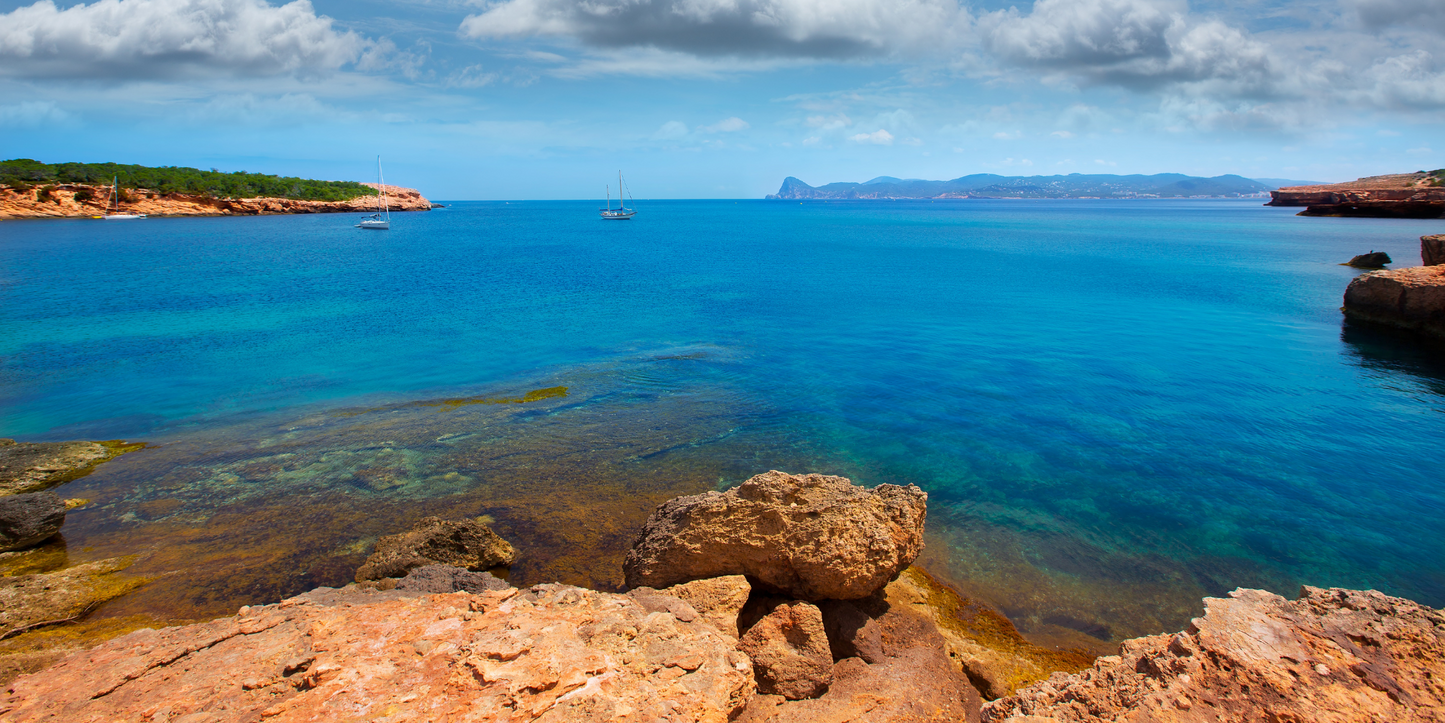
xmin=0 ymin=182 xmax=432 ymax=220
xmin=1267 ymin=173 xmax=1445 ymax=218
xmin=2 ymin=468 xmax=1442 ymax=721
xmin=1343 ymin=235 xmax=1445 ymax=341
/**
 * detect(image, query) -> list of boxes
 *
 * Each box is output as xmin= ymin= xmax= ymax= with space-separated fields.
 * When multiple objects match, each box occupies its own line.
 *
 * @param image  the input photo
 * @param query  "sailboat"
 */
xmin=356 ymin=156 xmax=390 ymax=230
xmin=600 ymin=171 xmax=636 ymax=220
xmin=103 ymin=176 xmax=146 ymax=219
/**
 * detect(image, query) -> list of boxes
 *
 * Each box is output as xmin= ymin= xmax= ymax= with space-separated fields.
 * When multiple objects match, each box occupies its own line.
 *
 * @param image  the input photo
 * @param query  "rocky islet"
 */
xmin=1343 ymin=235 xmax=1445 ymax=342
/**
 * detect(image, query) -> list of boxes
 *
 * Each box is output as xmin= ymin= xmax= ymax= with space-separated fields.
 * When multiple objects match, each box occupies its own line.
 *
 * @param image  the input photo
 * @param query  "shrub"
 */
xmin=36 ymin=185 xmax=56 ymax=203
xmin=73 ymin=188 xmax=95 ymax=202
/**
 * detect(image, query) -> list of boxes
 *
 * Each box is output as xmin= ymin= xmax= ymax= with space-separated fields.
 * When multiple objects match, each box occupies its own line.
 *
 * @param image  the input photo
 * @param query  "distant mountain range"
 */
xmin=766 ymin=174 xmax=1330 ymax=200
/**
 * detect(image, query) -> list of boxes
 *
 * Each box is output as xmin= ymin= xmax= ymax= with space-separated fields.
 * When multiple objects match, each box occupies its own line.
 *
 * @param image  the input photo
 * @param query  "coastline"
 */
xmin=1267 ymin=172 xmax=1445 ymax=218
xmin=0 ymin=182 xmax=432 ymax=220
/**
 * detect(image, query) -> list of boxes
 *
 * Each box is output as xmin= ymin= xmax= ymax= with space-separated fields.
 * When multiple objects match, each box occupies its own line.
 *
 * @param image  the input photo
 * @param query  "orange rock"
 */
xmin=0 ymin=183 xmax=432 ymax=220
xmin=1343 ymin=265 xmax=1445 ymax=340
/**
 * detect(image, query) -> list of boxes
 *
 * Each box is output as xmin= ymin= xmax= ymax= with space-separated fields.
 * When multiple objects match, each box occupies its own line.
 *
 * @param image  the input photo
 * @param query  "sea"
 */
xmin=2 ymin=199 xmax=1442 ymax=651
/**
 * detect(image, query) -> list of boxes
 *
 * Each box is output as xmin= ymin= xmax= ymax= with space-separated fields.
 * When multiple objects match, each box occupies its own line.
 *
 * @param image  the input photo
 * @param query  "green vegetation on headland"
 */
xmin=0 ymin=159 xmax=377 ymax=202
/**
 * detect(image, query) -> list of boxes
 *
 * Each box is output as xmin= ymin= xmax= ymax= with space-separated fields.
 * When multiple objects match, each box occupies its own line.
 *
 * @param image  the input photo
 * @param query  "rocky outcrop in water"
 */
xmin=0 ymin=583 xmax=755 ymax=722
xmin=982 ymin=586 xmax=1445 ymax=722
xmin=0 ymin=182 xmax=432 ymax=220
xmin=1423 ymin=234 xmax=1445 ymax=266
xmin=1346 ymin=251 xmax=1392 ymax=268
xmin=1267 ymin=173 xmax=1445 ymax=218
xmin=0 ymin=439 xmax=142 ymax=496
xmin=623 ymin=470 xmax=927 ymax=600
xmin=1342 ymin=265 xmax=1445 ymax=340
xmin=355 ymin=516 xmax=518 ymax=581
xmin=0 ymin=492 xmax=65 ymax=553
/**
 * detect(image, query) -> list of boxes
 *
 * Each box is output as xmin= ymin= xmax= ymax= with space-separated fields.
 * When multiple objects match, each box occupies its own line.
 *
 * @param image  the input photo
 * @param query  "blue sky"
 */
xmin=1 ymin=0 xmax=1442 ymax=198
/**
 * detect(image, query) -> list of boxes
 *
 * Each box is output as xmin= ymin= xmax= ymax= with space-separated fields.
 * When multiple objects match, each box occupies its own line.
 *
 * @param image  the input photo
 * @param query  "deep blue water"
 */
xmin=3 ymin=200 xmax=1442 ymax=642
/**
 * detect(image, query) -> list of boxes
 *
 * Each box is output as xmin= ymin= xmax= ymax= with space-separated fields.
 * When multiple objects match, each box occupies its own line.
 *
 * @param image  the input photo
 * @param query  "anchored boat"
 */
xmin=600 ymin=171 xmax=636 ymax=220
xmin=356 ymin=156 xmax=390 ymax=230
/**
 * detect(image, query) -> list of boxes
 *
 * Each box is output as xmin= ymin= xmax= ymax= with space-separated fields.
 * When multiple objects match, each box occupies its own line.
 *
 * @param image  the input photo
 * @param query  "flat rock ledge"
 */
xmin=1342 ymin=265 xmax=1445 ymax=340
xmin=982 ymin=586 xmax=1445 ymax=722
xmin=0 ymin=439 xmax=142 ymax=497
xmin=0 ymin=583 xmax=754 ymax=722
xmin=623 ymin=470 xmax=927 ymax=600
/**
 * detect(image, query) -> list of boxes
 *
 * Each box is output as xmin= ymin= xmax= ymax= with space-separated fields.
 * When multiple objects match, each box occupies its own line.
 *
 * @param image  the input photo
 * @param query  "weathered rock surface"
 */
xmin=624 ymin=470 xmax=927 ymax=600
xmin=0 ymin=557 xmax=145 ymax=635
xmin=0 ymin=183 xmax=433 ymax=220
xmin=1346 ymin=251 xmax=1392 ymax=268
xmin=818 ymin=599 xmax=886 ymax=664
xmin=395 ymin=564 xmax=513 ymax=594
xmin=1424 ymin=234 xmax=1445 ymax=266
xmin=1268 ymin=173 xmax=1445 ymax=218
xmin=355 ymin=516 xmax=517 ymax=581
xmin=647 ymin=575 xmax=751 ymax=638
xmin=0 ymin=492 xmax=65 ymax=552
xmin=1343 ymin=265 xmax=1445 ymax=340
xmin=0 ymin=582 xmax=755 ymax=722
xmin=738 ymin=599 xmax=835 ymax=700
xmin=0 ymin=439 xmax=140 ymax=496
xmin=982 ymin=586 xmax=1445 ymax=722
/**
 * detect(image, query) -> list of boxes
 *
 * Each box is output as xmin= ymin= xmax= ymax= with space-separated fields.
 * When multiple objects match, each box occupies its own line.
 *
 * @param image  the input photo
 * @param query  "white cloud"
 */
xmin=0 ymin=0 xmax=376 ymax=79
xmin=993 ymin=130 xmax=1020 ymax=139
xmin=1050 ymin=130 xmax=1074 ymax=138
xmin=460 ymin=0 xmax=970 ymax=59
xmin=700 ymin=116 xmax=750 ymax=133
xmin=849 ymin=128 xmax=894 ymax=144
xmin=653 ymin=120 xmax=689 ymax=139
xmin=446 ymin=64 xmax=499 ymax=88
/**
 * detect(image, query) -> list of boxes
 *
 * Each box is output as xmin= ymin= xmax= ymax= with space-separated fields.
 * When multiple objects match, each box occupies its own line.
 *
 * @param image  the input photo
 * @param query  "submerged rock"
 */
xmin=1346 ymin=250 xmax=1392 ymax=268
xmin=0 ymin=439 xmax=142 ymax=496
xmin=982 ymin=586 xmax=1445 ymax=722
xmin=0 ymin=582 xmax=755 ymax=722
xmin=394 ymin=564 xmax=512 ymax=594
xmin=354 ymin=516 xmax=517 ymax=581
xmin=738 ymin=599 xmax=834 ymax=700
xmin=0 ymin=557 xmax=145 ymax=635
xmin=1343 ymin=265 xmax=1445 ymax=340
xmin=0 ymin=492 xmax=65 ymax=553
xmin=623 ymin=470 xmax=927 ymax=600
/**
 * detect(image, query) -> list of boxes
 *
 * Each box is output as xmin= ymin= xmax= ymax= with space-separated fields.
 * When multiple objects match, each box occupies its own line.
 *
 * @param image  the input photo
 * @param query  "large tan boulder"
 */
xmin=0 ymin=583 xmax=755 ymax=722
xmin=1342 ymin=265 xmax=1445 ymax=340
xmin=738 ymin=600 xmax=834 ymax=700
xmin=354 ymin=516 xmax=516 ymax=581
xmin=982 ymin=586 xmax=1445 ymax=722
xmin=1423 ymin=234 xmax=1445 ymax=266
xmin=623 ymin=471 xmax=927 ymax=600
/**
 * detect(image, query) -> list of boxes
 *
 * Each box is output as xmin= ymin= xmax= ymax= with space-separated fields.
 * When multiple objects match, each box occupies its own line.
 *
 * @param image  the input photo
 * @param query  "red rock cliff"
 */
xmin=1268 ymin=173 xmax=1445 ymax=218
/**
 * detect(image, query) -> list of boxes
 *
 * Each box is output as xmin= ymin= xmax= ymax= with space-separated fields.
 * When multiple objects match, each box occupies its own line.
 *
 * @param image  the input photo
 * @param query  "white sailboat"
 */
xmin=356 ymin=156 xmax=390 ymax=230
xmin=600 ymin=171 xmax=636 ymax=220
xmin=103 ymin=176 xmax=146 ymax=219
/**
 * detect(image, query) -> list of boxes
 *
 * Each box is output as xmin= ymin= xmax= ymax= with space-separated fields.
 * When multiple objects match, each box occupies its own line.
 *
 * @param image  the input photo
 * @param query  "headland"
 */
xmin=767 ymin=173 xmax=1276 ymax=200
xmin=1268 ymin=171 xmax=1445 ymax=218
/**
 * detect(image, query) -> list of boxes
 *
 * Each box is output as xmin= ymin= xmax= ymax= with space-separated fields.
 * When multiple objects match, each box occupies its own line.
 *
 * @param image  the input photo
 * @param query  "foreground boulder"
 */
xmin=982 ymin=586 xmax=1445 ymax=722
xmin=1423 ymin=234 xmax=1445 ymax=266
xmin=355 ymin=516 xmax=517 ymax=581
xmin=1342 ymin=265 xmax=1445 ymax=340
xmin=1345 ymin=250 xmax=1391 ymax=268
xmin=0 ymin=492 xmax=65 ymax=552
xmin=0 ymin=583 xmax=755 ymax=722
xmin=738 ymin=600 xmax=835 ymax=700
xmin=624 ymin=471 xmax=927 ymax=600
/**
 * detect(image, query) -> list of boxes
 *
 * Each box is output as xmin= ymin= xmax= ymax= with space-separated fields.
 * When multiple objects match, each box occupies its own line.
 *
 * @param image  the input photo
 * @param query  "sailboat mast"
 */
xmin=618 ymin=171 xmax=624 ymax=209
xmin=377 ymin=156 xmax=390 ymax=219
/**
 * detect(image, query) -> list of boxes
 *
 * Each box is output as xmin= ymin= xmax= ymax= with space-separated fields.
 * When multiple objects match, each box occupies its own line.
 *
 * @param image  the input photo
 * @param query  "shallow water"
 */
xmin=3 ymin=200 xmax=1442 ymax=646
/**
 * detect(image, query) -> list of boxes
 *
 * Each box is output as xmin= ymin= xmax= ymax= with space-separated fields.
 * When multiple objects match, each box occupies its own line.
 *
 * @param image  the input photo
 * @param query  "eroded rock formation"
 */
xmin=1423 ymin=234 xmax=1445 ymax=266
xmin=1267 ymin=173 xmax=1445 ymax=218
xmin=0 ymin=583 xmax=755 ymax=722
xmin=981 ymin=586 xmax=1445 ymax=722
xmin=623 ymin=470 xmax=927 ymax=600
xmin=355 ymin=516 xmax=517 ymax=581
xmin=1343 ymin=265 xmax=1445 ymax=340
xmin=1345 ymin=251 xmax=1392 ymax=268
xmin=0 ymin=182 xmax=432 ymax=220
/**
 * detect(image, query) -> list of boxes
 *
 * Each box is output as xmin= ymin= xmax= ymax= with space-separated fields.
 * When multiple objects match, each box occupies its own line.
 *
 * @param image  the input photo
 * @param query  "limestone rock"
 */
xmin=0 ymin=557 xmax=144 ymax=634
xmin=1342 ymin=265 xmax=1445 ymax=340
xmin=624 ymin=470 xmax=927 ymax=600
xmin=1423 ymin=234 xmax=1445 ymax=266
xmin=0 ymin=492 xmax=65 ymax=552
xmin=738 ymin=599 xmax=834 ymax=700
xmin=982 ymin=586 xmax=1445 ymax=722
xmin=394 ymin=564 xmax=512 ymax=594
xmin=0 ymin=582 xmax=755 ymax=722
xmin=354 ymin=516 xmax=517 ymax=581
xmin=0 ymin=440 xmax=139 ymax=496
xmin=1346 ymin=250 xmax=1392 ymax=268
xmin=639 ymin=575 xmax=751 ymax=638
xmin=627 ymin=588 xmax=701 ymax=622
xmin=818 ymin=599 xmax=885 ymax=663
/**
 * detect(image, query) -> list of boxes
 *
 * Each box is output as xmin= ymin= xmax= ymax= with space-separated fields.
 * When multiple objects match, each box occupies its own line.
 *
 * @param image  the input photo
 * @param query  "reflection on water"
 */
xmin=1341 ymin=320 xmax=1445 ymax=397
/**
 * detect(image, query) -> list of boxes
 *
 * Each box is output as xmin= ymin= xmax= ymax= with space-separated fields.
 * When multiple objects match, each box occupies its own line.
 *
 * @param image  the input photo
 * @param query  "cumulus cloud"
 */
xmin=460 ymin=0 xmax=969 ymax=59
xmin=849 ymin=128 xmax=893 ymax=144
xmin=0 ymin=0 xmax=377 ymax=79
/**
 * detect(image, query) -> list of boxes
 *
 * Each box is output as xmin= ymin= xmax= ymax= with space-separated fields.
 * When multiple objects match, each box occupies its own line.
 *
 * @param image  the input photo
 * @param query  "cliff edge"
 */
xmin=1268 ymin=172 xmax=1445 ymax=218
xmin=0 ymin=181 xmax=432 ymax=220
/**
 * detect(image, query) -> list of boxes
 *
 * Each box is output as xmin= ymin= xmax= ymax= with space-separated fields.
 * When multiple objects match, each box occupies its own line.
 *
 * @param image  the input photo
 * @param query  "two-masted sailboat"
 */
xmin=102 ymin=176 xmax=145 ymax=219
xmin=600 ymin=171 xmax=636 ymax=220
xmin=356 ymin=156 xmax=390 ymax=230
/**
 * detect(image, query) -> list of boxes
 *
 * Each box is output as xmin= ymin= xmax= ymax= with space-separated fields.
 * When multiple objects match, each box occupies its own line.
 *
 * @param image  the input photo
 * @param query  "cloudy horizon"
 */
xmin=1 ymin=0 xmax=1441 ymax=198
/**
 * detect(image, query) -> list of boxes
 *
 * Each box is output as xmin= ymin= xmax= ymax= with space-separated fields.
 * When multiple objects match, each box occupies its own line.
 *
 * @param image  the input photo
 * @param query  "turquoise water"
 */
xmin=2 ymin=200 xmax=1442 ymax=643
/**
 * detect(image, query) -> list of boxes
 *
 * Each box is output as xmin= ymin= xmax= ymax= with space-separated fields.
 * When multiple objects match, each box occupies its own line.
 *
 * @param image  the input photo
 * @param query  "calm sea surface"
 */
xmin=2 ymin=199 xmax=1442 ymax=648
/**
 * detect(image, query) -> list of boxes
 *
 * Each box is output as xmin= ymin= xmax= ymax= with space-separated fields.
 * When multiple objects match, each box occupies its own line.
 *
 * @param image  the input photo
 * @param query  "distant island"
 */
xmin=1267 ymin=171 xmax=1445 ymax=218
xmin=767 ymin=173 xmax=1319 ymax=200
xmin=0 ymin=159 xmax=432 ymax=220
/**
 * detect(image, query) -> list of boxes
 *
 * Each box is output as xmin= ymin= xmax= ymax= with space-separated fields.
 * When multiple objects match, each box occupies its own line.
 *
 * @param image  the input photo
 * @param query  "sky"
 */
xmin=1 ymin=0 xmax=1442 ymax=199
